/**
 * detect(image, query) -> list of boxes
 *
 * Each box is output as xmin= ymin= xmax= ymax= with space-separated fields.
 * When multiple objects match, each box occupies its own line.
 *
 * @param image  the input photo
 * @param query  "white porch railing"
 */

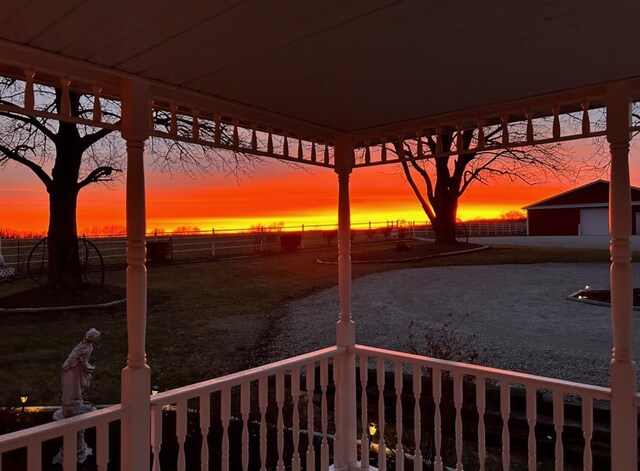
xmin=0 ymin=345 xmax=626 ymax=470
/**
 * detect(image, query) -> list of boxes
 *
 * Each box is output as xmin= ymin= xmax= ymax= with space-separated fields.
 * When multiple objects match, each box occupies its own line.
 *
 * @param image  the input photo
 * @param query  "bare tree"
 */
xmin=0 ymin=78 xmax=255 ymax=289
xmin=392 ymin=122 xmax=577 ymax=245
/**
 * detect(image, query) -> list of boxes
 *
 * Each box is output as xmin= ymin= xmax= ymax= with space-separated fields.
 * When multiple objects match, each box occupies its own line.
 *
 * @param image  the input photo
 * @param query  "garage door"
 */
xmin=580 ymin=208 xmax=609 ymax=235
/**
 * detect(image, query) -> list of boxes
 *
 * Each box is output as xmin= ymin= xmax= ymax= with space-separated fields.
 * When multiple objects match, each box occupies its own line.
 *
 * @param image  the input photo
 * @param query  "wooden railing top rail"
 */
xmin=0 ymin=404 xmax=125 ymax=453
xmin=354 ymin=344 xmax=612 ymax=400
xmin=151 ymin=346 xmax=344 ymax=407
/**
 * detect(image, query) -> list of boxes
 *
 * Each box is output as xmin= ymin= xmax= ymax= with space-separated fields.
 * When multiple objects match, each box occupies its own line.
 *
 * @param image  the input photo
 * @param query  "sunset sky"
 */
xmin=1 ymin=137 xmax=638 ymax=235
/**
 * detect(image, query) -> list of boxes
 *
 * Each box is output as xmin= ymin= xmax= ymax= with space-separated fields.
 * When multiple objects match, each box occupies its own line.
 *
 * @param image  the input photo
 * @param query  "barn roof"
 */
xmin=524 ymin=180 xmax=640 ymax=209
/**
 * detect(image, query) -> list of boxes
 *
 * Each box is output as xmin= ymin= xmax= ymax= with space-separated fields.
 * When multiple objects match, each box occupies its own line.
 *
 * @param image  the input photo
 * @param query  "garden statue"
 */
xmin=52 ymin=328 xmax=101 ymax=465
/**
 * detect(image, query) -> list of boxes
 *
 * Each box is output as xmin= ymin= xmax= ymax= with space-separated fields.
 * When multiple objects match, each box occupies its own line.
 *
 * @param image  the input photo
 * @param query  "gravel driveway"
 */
xmin=267 ymin=262 xmax=640 ymax=388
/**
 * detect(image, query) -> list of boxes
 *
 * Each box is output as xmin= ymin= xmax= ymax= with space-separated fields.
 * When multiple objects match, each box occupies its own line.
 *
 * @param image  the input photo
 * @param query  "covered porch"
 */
xmin=1 ymin=1 xmax=640 ymax=469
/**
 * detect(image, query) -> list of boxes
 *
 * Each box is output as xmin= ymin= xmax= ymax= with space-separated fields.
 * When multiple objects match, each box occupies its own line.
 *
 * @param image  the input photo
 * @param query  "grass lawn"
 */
xmin=0 ymin=240 xmax=618 ymax=408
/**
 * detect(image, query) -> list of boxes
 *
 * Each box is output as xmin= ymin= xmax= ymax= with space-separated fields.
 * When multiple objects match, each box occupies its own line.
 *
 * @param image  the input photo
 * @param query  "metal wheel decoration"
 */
xmin=455 ymin=218 xmax=469 ymax=244
xmin=27 ymin=237 xmax=105 ymax=286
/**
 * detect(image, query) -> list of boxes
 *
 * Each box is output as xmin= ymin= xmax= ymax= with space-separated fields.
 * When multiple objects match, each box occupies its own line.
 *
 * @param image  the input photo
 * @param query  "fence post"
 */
xmin=301 ymin=224 xmax=305 ymax=249
xmin=0 ymin=236 xmax=4 ymax=266
xmin=211 ymin=228 xmax=216 ymax=257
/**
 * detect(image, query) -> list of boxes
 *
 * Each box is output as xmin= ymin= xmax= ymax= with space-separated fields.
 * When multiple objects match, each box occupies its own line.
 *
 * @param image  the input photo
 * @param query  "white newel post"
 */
xmin=121 ymin=79 xmax=151 ymax=471
xmin=607 ymin=82 xmax=637 ymax=471
xmin=332 ymin=136 xmax=359 ymax=471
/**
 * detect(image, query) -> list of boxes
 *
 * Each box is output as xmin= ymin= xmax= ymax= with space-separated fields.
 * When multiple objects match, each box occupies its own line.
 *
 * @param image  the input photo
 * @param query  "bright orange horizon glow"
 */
xmin=1 ymin=138 xmax=638 ymax=236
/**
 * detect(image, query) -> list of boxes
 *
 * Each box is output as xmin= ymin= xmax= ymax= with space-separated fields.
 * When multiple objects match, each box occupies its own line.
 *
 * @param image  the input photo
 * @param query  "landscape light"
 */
xmin=585 ymin=285 xmax=590 ymax=290
xmin=151 ymin=385 xmax=160 ymax=396
xmin=368 ymin=422 xmax=377 ymax=437
xmin=20 ymin=392 xmax=28 ymax=412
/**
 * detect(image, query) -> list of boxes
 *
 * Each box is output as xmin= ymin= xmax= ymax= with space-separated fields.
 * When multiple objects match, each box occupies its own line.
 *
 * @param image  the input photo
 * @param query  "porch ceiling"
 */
xmin=0 ymin=0 xmax=639 ymax=135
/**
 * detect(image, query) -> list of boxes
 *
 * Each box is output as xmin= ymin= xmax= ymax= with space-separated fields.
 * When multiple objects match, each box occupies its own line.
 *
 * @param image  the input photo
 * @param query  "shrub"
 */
xmin=321 ymin=230 xmax=338 ymax=246
xmin=280 ymin=233 xmax=302 ymax=251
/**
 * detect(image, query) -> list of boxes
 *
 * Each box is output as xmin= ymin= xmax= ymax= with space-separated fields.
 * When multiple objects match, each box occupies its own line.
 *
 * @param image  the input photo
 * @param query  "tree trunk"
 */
xmin=47 ymin=186 xmax=82 ymax=289
xmin=432 ymin=190 xmax=459 ymax=245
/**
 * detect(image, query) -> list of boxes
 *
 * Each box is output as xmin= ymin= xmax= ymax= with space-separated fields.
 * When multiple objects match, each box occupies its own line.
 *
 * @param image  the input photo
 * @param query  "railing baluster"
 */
xmin=292 ymin=367 xmax=302 ymax=471
xmin=240 ymin=382 xmax=250 ymax=471
xmin=27 ymin=442 xmax=41 ymax=471
xmin=525 ymin=384 xmax=537 ymax=470
xmin=306 ymin=361 xmax=316 ymax=471
xmin=394 ymin=361 xmax=405 ymax=471
xmin=433 ymin=367 xmax=443 ymax=471
xmin=320 ymin=359 xmax=329 ymax=471
xmin=360 ymin=355 xmax=370 ymax=468
xmin=200 ymin=393 xmax=211 ymax=471
xmin=500 ymin=381 xmax=510 ymax=471
xmin=553 ymin=390 xmax=564 ymax=471
xmin=96 ymin=422 xmax=109 ymax=471
xmin=177 ymin=398 xmax=188 ymax=471
xmin=221 ymin=387 xmax=231 ymax=471
xmin=63 ymin=430 xmax=76 ymax=470
xmin=413 ymin=363 xmax=422 ymax=471
xmin=259 ymin=376 xmax=268 ymax=471
xmin=454 ymin=371 xmax=463 ymax=471
xmin=476 ymin=375 xmax=486 ymax=471
xmin=377 ymin=359 xmax=387 ymax=471
xmin=276 ymin=371 xmax=286 ymax=471
xmin=582 ymin=394 xmax=593 ymax=471
xmin=151 ymin=404 xmax=163 ymax=471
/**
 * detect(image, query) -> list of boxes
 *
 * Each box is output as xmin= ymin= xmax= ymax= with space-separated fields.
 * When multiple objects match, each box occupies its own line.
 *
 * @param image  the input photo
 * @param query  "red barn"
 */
xmin=524 ymin=180 xmax=640 ymax=236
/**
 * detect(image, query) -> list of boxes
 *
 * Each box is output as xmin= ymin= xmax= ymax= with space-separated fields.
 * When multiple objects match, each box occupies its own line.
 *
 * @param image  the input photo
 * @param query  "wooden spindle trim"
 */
xmin=525 ymin=110 xmax=534 ymax=143
xmin=251 ymin=125 xmax=258 ymax=151
xmin=581 ymin=100 xmax=591 ymax=135
xmin=292 ymin=368 xmax=302 ymax=471
xmin=553 ymin=390 xmax=564 ymax=471
xmin=435 ymin=128 xmax=443 ymax=154
xmin=267 ymin=128 xmax=274 ymax=154
xmin=298 ymin=138 xmax=304 ymax=160
xmin=525 ymin=385 xmax=537 ymax=471
xmin=364 ymin=141 xmax=371 ymax=164
xmin=360 ymin=355 xmax=370 ymax=468
xmin=324 ymin=143 xmax=330 ymax=164
xmin=394 ymin=361 xmax=405 ymax=471
xmin=500 ymin=382 xmax=510 ymax=471
xmin=92 ymin=84 xmax=102 ymax=123
xmin=276 ymin=371 xmax=285 ymax=471
xmin=433 ymin=367 xmax=443 ymax=471
xmin=214 ymin=114 xmax=222 ymax=144
xmin=582 ymin=394 xmax=594 ymax=471
xmin=454 ymin=372 xmax=463 ymax=470
xmin=376 ymin=359 xmax=387 ymax=470
xmin=240 ymin=382 xmax=250 ymax=471
xmin=60 ymin=76 xmax=71 ymax=116
xmin=149 ymin=99 xmax=155 ymax=131
xmin=232 ymin=119 xmax=239 ymax=146
xmin=23 ymin=68 xmax=35 ymax=110
xmin=552 ymin=104 xmax=561 ymax=139
xmin=311 ymin=140 xmax=317 ymax=162
xmin=221 ymin=387 xmax=231 ymax=471
xmin=416 ymin=131 xmax=424 ymax=158
xmin=501 ymin=115 xmax=509 ymax=145
xmin=170 ymin=103 xmax=178 ymax=136
xmin=381 ymin=140 xmax=387 ymax=162
xmin=476 ymin=375 xmax=486 ymax=471
xmin=192 ymin=108 xmax=200 ymax=140
xmin=259 ymin=376 xmax=268 ymax=471
xmin=283 ymin=133 xmax=289 ymax=157
xmin=456 ymin=125 xmax=464 ymax=153
xmin=320 ymin=359 xmax=329 ymax=471
xmin=177 ymin=398 xmax=188 ymax=471
xmin=476 ymin=119 xmax=485 ymax=149
xmin=151 ymin=404 xmax=163 ymax=471
xmin=306 ymin=362 xmax=316 ymax=471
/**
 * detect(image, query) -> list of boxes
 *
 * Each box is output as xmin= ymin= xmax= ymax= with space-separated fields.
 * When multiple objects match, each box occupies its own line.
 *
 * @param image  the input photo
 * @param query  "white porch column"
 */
xmin=332 ymin=136 xmax=359 ymax=471
xmin=607 ymin=82 xmax=637 ymax=471
xmin=120 ymin=79 xmax=151 ymax=471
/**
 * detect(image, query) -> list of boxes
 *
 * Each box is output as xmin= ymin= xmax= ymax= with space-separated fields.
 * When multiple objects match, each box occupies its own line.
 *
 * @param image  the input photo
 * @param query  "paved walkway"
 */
xmin=468 ymin=234 xmax=640 ymax=250
xmin=268 ymin=262 xmax=640 ymax=388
